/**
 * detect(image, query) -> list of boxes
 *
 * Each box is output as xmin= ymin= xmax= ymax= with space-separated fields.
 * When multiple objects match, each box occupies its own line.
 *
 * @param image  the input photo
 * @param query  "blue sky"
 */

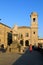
xmin=0 ymin=0 xmax=43 ymax=38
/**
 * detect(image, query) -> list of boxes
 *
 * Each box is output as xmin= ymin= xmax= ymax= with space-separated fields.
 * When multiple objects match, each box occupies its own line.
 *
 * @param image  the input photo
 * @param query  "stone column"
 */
xmin=23 ymin=40 xmax=25 ymax=47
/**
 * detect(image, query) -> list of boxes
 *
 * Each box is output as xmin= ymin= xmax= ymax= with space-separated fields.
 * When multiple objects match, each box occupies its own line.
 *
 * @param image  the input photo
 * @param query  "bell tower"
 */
xmin=30 ymin=12 xmax=38 ymax=28
xmin=30 ymin=12 xmax=38 ymax=46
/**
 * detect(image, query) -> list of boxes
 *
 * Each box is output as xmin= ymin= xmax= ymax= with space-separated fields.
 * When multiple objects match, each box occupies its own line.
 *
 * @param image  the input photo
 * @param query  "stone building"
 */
xmin=0 ymin=23 xmax=12 ymax=49
xmin=12 ymin=12 xmax=43 ymax=48
xmin=0 ymin=12 xmax=43 ymax=49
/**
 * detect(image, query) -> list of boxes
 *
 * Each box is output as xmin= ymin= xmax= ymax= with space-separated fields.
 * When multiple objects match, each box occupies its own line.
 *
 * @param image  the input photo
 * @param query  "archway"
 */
xmin=20 ymin=40 xmax=23 ymax=46
xmin=25 ymin=40 xmax=29 ymax=46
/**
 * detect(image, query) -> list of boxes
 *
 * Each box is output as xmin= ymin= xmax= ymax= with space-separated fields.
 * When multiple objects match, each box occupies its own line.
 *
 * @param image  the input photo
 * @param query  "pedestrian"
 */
xmin=38 ymin=43 xmax=40 ymax=51
xmin=29 ymin=44 xmax=32 ymax=52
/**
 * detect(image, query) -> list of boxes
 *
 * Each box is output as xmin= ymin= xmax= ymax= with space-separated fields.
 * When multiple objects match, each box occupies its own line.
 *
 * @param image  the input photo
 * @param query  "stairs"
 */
xmin=7 ymin=41 xmax=19 ymax=53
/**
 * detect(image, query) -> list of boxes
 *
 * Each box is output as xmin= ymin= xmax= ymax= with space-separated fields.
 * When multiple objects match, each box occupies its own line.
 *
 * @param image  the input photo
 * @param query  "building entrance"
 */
xmin=25 ymin=40 xmax=29 ymax=46
xmin=20 ymin=40 xmax=23 ymax=46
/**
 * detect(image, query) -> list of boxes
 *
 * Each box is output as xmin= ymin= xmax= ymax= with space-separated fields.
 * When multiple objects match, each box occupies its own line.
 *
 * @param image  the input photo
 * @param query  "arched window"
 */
xmin=33 ymin=18 xmax=36 ymax=22
xmin=25 ymin=40 xmax=29 ymax=46
xmin=33 ymin=32 xmax=35 ymax=34
xmin=20 ymin=40 xmax=23 ymax=46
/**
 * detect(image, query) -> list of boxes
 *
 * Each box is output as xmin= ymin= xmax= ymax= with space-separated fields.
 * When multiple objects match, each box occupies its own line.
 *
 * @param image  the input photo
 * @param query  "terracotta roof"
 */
xmin=0 ymin=22 xmax=11 ymax=28
xmin=18 ymin=26 xmax=30 ymax=29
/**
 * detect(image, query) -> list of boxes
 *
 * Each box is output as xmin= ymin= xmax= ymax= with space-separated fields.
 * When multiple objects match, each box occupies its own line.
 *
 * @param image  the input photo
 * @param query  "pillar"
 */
xmin=23 ymin=40 xmax=25 ymax=47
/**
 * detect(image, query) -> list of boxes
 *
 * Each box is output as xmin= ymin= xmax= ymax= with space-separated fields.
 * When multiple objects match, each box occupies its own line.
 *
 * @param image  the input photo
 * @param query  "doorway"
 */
xmin=25 ymin=40 xmax=29 ymax=46
xmin=20 ymin=40 xmax=23 ymax=46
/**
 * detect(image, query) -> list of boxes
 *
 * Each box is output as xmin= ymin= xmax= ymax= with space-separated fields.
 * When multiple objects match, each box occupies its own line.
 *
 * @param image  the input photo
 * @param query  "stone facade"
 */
xmin=0 ymin=23 xmax=12 ymax=49
xmin=0 ymin=12 xmax=43 ymax=49
xmin=12 ymin=12 xmax=43 ymax=47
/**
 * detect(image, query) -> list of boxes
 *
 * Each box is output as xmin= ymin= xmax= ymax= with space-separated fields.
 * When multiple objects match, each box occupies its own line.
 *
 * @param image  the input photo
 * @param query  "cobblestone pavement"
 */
xmin=12 ymin=49 xmax=43 ymax=65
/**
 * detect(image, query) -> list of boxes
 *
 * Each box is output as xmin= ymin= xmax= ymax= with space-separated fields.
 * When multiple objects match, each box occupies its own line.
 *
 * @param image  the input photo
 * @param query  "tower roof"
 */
xmin=30 ymin=12 xmax=38 ymax=17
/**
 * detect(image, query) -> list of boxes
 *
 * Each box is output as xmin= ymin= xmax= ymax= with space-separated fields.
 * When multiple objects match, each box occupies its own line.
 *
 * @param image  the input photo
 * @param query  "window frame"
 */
xmin=25 ymin=33 xmax=29 ymax=37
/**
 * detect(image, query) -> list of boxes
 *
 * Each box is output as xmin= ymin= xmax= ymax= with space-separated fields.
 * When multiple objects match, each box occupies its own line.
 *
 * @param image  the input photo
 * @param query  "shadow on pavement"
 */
xmin=12 ymin=49 xmax=43 ymax=65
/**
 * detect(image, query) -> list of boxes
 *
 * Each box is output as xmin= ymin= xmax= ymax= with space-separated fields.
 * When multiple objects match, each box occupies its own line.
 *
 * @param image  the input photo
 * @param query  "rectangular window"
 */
xmin=25 ymin=33 xmax=29 ymax=37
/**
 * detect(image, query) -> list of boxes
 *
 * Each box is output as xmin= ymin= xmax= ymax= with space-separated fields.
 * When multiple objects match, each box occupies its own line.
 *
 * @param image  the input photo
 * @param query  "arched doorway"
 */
xmin=20 ymin=40 xmax=23 ymax=46
xmin=25 ymin=40 xmax=29 ymax=46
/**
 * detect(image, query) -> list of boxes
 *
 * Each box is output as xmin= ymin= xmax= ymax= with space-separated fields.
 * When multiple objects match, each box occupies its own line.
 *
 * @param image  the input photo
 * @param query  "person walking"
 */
xmin=29 ymin=44 xmax=32 ymax=52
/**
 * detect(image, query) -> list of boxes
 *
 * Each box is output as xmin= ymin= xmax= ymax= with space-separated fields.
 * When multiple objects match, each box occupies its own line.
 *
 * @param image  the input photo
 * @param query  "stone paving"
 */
xmin=0 ymin=48 xmax=43 ymax=65
xmin=12 ymin=49 xmax=43 ymax=65
xmin=0 ymin=52 xmax=21 ymax=65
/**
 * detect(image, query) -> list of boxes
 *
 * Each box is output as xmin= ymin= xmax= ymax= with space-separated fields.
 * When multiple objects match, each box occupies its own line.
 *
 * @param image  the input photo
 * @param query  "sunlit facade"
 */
xmin=0 ymin=12 xmax=43 ymax=49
